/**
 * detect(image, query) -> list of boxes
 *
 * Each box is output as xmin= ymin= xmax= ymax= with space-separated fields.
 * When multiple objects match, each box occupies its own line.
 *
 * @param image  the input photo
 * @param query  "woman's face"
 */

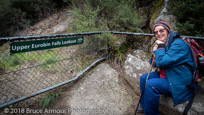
xmin=153 ymin=25 xmax=169 ymax=42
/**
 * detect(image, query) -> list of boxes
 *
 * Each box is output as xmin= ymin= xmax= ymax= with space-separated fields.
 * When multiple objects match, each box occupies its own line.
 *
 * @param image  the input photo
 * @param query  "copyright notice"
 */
xmin=4 ymin=107 xmax=109 ymax=114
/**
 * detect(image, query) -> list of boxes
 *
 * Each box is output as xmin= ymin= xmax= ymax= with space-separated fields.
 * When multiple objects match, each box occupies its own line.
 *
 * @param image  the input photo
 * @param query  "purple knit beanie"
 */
xmin=152 ymin=21 xmax=171 ymax=33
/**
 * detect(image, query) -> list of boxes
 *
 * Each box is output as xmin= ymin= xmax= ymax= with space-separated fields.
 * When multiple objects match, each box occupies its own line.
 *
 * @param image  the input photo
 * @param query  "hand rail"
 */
xmin=1 ymin=31 xmax=204 ymax=40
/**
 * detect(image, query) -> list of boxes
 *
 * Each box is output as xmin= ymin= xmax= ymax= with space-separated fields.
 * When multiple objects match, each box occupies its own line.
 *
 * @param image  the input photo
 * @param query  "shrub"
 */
xmin=69 ymin=0 xmax=143 ymax=63
xmin=0 ymin=52 xmax=22 ymax=71
xmin=70 ymin=0 xmax=141 ymax=32
xmin=40 ymin=90 xmax=61 ymax=108
xmin=169 ymin=0 xmax=204 ymax=36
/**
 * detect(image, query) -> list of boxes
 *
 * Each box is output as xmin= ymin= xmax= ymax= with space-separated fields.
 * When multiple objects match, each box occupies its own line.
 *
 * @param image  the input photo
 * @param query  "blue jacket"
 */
xmin=153 ymin=32 xmax=196 ymax=106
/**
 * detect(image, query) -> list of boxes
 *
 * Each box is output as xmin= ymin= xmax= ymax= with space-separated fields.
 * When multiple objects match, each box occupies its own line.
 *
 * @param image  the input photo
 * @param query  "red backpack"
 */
xmin=183 ymin=38 xmax=204 ymax=82
xmin=178 ymin=38 xmax=204 ymax=115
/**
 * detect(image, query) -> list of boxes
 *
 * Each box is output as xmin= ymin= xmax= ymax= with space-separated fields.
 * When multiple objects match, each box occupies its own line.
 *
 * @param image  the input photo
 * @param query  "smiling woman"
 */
xmin=136 ymin=21 xmax=197 ymax=115
xmin=152 ymin=21 xmax=171 ymax=51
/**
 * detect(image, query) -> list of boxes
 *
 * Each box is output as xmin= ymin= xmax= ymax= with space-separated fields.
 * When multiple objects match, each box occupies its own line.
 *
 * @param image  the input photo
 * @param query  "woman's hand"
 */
xmin=153 ymin=40 xmax=165 ymax=51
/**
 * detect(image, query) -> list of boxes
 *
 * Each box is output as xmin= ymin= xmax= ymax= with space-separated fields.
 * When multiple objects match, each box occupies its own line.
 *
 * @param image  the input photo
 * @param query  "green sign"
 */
xmin=10 ymin=36 xmax=84 ymax=54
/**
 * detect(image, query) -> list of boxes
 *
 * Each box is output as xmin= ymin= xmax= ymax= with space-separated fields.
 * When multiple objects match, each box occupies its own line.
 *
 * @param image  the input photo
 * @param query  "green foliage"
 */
xmin=176 ymin=21 xmax=195 ymax=35
xmin=169 ymin=0 xmax=204 ymax=36
xmin=40 ymin=90 xmax=61 ymax=108
xmin=69 ymin=2 xmax=100 ymax=32
xmin=69 ymin=1 xmax=110 ymax=58
xmin=70 ymin=0 xmax=141 ymax=32
xmin=69 ymin=0 xmax=142 ymax=63
xmin=113 ymin=2 xmax=141 ymax=31
xmin=0 ymin=49 xmax=22 ymax=71
xmin=38 ymin=50 xmax=59 ymax=71
xmin=41 ymin=57 xmax=58 ymax=71
xmin=0 ymin=0 xmax=11 ymax=12
xmin=0 ymin=47 xmax=59 ymax=72
xmin=135 ymin=0 xmax=155 ymax=7
xmin=150 ymin=0 xmax=163 ymax=26
xmin=109 ymin=39 xmax=129 ymax=64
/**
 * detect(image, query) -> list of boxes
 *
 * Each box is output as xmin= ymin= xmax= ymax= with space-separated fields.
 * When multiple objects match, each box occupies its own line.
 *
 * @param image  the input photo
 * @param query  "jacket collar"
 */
xmin=166 ymin=32 xmax=181 ymax=49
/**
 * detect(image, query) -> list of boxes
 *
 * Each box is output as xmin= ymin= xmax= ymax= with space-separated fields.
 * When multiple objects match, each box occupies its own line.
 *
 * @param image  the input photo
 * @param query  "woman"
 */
xmin=137 ymin=21 xmax=196 ymax=115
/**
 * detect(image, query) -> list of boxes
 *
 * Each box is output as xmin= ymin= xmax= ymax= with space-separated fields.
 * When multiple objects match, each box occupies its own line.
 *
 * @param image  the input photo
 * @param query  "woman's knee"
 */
xmin=140 ymin=73 xmax=148 ymax=82
xmin=140 ymin=72 xmax=159 ymax=82
xmin=145 ymin=80 xmax=155 ymax=93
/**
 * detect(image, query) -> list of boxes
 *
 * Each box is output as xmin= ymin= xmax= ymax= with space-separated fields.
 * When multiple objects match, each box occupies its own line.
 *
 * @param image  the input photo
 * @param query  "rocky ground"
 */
xmin=48 ymin=63 xmax=141 ymax=115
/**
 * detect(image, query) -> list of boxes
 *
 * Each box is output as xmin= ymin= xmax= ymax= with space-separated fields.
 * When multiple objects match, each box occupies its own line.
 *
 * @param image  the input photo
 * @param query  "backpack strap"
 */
xmin=182 ymin=38 xmax=198 ymax=115
xmin=183 ymin=84 xmax=196 ymax=115
xmin=183 ymin=63 xmax=197 ymax=81
xmin=182 ymin=38 xmax=197 ymax=115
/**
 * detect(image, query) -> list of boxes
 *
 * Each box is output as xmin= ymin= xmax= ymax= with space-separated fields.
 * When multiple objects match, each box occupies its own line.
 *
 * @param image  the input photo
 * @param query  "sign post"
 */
xmin=10 ymin=36 xmax=84 ymax=54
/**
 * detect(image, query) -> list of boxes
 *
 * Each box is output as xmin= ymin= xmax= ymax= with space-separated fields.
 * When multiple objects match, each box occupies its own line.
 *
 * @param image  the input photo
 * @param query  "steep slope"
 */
xmin=14 ymin=8 xmax=72 ymax=36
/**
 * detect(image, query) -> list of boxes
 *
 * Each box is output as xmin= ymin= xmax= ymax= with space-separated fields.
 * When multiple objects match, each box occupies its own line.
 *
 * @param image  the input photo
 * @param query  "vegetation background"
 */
xmin=0 ymin=0 xmax=203 ymax=39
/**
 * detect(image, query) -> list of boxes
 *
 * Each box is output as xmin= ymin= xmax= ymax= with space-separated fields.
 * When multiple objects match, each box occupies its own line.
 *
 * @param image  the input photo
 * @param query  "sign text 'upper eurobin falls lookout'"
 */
xmin=10 ymin=36 xmax=84 ymax=54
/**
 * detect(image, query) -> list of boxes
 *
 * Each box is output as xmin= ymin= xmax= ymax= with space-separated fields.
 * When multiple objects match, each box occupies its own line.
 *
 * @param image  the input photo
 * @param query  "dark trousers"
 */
xmin=139 ymin=72 xmax=171 ymax=115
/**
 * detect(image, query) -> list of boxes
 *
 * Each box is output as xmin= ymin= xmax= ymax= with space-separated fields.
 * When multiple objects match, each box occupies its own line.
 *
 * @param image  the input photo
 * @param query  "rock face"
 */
xmin=123 ymin=50 xmax=150 ymax=94
xmin=154 ymin=0 xmax=177 ymax=32
xmin=68 ymin=63 xmax=133 ymax=115
xmin=123 ymin=50 xmax=204 ymax=115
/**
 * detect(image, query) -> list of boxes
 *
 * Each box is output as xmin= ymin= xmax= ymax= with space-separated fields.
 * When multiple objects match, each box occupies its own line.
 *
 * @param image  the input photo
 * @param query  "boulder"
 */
xmin=68 ymin=63 xmax=134 ymax=115
xmin=160 ymin=80 xmax=204 ymax=115
xmin=123 ymin=50 xmax=150 ymax=94
xmin=163 ymin=14 xmax=177 ymax=31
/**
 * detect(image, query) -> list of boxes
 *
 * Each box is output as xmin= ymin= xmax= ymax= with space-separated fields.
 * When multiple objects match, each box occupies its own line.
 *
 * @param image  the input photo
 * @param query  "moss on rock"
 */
xmin=150 ymin=0 xmax=164 ymax=26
